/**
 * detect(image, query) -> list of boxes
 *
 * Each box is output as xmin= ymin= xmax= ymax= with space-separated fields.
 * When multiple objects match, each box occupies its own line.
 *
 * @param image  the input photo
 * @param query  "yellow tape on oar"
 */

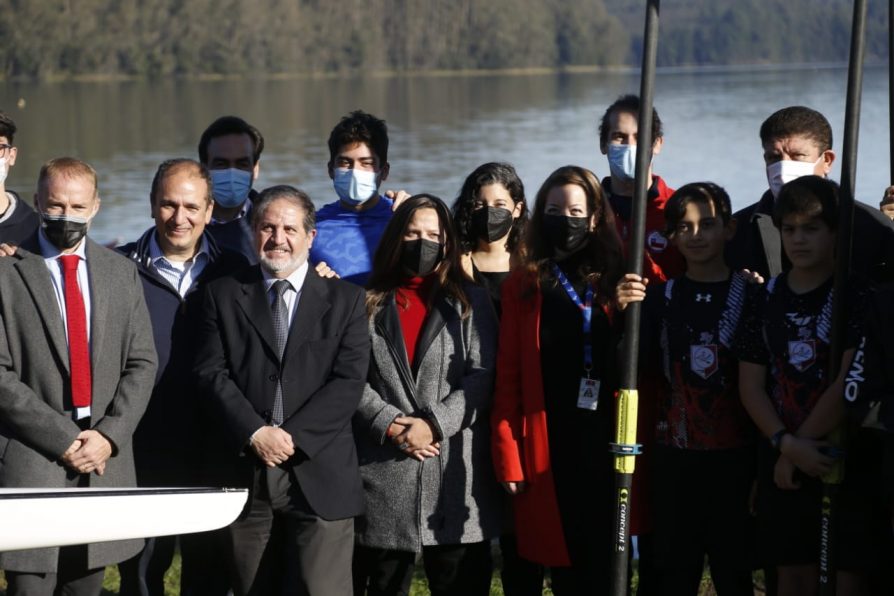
xmin=611 ymin=388 xmax=641 ymax=474
xmin=820 ymin=426 xmax=845 ymax=485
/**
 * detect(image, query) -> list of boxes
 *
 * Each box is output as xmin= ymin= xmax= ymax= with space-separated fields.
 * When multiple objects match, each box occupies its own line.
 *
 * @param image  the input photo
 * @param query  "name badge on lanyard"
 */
xmin=552 ymin=264 xmax=599 ymax=411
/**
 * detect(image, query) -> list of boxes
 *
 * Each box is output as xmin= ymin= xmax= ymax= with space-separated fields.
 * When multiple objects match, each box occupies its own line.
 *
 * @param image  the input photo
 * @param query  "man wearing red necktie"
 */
xmin=0 ymin=157 xmax=157 ymax=596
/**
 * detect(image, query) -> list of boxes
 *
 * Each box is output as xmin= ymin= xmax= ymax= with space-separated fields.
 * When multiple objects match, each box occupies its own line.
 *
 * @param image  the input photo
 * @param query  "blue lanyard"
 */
xmin=551 ymin=263 xmax=594 ymax=374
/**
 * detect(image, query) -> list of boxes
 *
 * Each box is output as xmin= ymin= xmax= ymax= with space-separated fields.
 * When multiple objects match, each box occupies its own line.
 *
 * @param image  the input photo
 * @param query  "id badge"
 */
xmin=577 ymin=378 xmax=601 ymax=411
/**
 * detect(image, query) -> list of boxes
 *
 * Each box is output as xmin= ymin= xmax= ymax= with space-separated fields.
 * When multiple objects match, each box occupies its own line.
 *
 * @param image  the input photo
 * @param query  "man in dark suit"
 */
xmin=116 ymin=159 xmax=247 ymax=596
xmin=194 ymin=185 xmax=369 ymax=596
xmin=0 ymin=157 xmax=157 ymax=595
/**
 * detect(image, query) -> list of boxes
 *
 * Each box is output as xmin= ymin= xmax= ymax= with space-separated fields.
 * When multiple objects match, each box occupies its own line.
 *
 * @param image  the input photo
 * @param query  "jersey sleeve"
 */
xmin=735 ymin=284 xmax=769 ymax=365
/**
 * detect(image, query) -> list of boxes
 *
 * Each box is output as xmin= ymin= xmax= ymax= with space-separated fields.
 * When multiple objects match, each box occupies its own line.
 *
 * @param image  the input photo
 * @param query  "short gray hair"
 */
xmin=253 ymin=185 xmax=315 ymax=233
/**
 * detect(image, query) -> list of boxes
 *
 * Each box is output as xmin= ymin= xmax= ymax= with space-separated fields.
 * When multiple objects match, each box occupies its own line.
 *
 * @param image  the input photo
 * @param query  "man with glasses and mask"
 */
xmin=0 ymin=111 xmax=39 ymax=244
xmin=0 ymin=157 xmax=156 ymax=596
xmin=727 ymin=105 xmax=894 ymax=282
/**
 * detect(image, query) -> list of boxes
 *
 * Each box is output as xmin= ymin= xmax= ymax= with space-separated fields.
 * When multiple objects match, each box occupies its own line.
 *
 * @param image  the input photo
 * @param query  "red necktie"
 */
xmin=59 ymin=255 xmax=92 ymax=408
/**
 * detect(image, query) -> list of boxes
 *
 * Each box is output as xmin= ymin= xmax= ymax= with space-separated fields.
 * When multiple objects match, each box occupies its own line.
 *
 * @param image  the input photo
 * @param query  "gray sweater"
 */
xmin=354 ymin=284 xmax=502 ymax=551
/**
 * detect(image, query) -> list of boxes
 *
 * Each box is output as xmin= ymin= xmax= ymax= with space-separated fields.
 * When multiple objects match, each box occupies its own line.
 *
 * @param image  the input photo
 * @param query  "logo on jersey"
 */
xmin=695 ymin=293 xmax=712 ymax=303
xmin=788 ymin=339 xmax=817 ymax=372
xmin=690 ymin=344 xmax=718 ymax=379
xmin=647 ymin=230 xmax=669 ymax=253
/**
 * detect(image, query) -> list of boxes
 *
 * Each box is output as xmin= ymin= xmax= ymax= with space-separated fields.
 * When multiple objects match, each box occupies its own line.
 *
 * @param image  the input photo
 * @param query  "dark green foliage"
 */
xmin=0 ymin=0 xmax=887 ymax=80
xmin=605 ymin=0 xmax=888 ymax=68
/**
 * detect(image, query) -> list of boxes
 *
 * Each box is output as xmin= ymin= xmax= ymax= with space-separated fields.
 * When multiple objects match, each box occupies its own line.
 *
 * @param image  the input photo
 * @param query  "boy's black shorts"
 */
xmin=756 ymin=429 xmax=894 ymax=571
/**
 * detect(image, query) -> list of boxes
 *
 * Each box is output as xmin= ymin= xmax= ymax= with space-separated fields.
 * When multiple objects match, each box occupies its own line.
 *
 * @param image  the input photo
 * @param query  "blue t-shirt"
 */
xmin=310 ymin=195 xmax=393 ymax=286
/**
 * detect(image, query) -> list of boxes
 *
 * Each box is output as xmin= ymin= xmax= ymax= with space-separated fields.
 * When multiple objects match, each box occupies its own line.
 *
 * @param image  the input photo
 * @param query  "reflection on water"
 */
xmin=1 ymin=65 xmax=890 ymax=244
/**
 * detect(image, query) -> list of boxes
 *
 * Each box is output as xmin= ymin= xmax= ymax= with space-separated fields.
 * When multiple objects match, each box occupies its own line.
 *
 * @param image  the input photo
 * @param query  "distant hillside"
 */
xmin=604 ymin=0 xmax=888 ymax=67
xmin=0 ymin=0 xmax=887 ymax=80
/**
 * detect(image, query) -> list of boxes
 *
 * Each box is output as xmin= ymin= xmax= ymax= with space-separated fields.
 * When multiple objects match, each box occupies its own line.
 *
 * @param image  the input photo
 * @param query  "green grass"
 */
xmin=1 ymin=555 xmax=767 ymax=595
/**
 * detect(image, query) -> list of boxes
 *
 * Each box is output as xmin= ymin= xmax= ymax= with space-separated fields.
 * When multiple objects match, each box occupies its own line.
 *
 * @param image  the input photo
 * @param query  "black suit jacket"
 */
xmin=193 ymin=264 xmax=369 ymax=520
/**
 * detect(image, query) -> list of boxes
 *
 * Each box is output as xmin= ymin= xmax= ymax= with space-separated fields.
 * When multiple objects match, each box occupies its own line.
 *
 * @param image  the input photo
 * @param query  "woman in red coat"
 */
xmin=491 ymin=165 xmax=625 ymax=594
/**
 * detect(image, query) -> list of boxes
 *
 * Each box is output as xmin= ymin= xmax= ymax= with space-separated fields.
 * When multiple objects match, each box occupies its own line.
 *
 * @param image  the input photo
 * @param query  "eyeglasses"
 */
xmin=0 ymin=144 xmax=13 ymax=158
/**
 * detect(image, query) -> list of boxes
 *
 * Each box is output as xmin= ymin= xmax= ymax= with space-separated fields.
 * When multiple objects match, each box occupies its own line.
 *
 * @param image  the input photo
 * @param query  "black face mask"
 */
xmin=542 ymin=214 xmax=590 ymax=255
xmin=471 ymin=206 xmax=514 ymax=244
xmin=401 ymin=238 xmax=444 ymax=277
xmin=42 ymin=214 xmax=89 ymax=250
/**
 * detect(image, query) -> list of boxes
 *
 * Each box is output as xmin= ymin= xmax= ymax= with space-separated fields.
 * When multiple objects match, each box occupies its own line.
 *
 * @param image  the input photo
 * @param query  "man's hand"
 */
xmin=385 ymin=190 xmax=411 ymax=211
xmin=251 ymin=426 xmax=295 ymax=468
xmin=779 ymin=434 xmax=834 ymax=479
xmin=0 ymin=243 xmax=17 ymax=256
xmin=615 ymin=273 xmax=648 ymax=311
xmin=63 ymin=430 xmax=113 ymax=475
xmin=501 ymin=481 xmax=527 ymax=495
xmin=741 ymin=269 xmax=765 ymax=285
xmin=314 ymin=261 xmax=340 ymax=279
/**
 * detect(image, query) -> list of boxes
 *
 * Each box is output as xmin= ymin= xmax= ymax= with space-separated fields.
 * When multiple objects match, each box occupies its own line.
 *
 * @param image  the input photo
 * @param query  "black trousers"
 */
xmin=5 ymin=546 xmax=104 ymax=596
xmin=225 ymin=466 xmax=354 ymax=596
xmin=651 ymin=446 xmax=755 ymax=596
xmin=353 ymin=541 xmax=492 ymax=596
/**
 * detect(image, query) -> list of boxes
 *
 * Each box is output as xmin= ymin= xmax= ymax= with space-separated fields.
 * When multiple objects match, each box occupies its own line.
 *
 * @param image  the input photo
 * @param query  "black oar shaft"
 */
xmin=889 ymin=0 xmax=894 ymax=183
xmin=821 ymin=0 xmax=868 ymax=593
xmin=610 ymin=2 xmax=660 ymax=595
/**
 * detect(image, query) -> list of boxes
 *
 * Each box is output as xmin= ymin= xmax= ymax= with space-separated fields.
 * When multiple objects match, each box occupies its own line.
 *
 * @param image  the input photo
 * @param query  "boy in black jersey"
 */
xmin=737 ymin=176 xmax=875 ymax=596
xmin=616 ymin=182 xmax=755 ymax=595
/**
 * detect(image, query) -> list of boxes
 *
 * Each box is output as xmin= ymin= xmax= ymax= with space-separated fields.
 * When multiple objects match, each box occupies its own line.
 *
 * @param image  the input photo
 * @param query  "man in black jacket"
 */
xmin=117 ymin=158 xmax=247 ymax=596
xmin=194 ymin=185 xmax=368 ymax=596
xmin=726 ymin=105 xmax=894 ymax=282
xmin=0 ymin=111 xmax=39 ymax=244
xmin=199 ymin=116 xmax=264 ymax=264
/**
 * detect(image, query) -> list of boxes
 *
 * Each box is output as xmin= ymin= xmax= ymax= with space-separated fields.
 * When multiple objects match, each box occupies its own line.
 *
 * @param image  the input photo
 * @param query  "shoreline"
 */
xmin=0 ymin=59 xmax=879 ymax=84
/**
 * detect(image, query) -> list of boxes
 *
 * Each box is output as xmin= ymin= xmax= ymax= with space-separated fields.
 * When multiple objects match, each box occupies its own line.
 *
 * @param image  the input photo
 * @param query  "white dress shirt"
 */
xmin=261 ymin=260 xmax=309 ymax=327
xmin=38 ymin=230 xmax=92 ymax=420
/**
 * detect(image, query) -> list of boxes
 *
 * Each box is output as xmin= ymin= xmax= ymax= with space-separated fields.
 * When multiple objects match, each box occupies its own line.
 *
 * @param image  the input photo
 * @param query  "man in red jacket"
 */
xmin=598 ymin=94 xmax=682 ymax=596
xmin=599 ymin=94 xmax=684 ymax=283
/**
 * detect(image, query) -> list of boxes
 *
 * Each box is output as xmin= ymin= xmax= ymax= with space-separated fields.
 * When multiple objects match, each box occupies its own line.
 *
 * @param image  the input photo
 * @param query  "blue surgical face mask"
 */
xmin=607 ymin=144 xmax=637 ymax=181
xmin=210 ymin=168 xmax=252 ymax=208
xmin=333 ymin=168 xmax=379 ymax=205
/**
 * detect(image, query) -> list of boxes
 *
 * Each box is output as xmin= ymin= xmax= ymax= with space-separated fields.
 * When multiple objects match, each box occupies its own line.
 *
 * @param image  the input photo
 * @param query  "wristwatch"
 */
xmin=769 ymin=428 xmax=788 ymax=451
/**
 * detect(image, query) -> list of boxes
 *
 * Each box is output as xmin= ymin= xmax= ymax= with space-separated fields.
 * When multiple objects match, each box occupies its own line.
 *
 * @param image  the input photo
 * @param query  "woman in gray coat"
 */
xmin=352 ymin=194 xmax=502 ymax=596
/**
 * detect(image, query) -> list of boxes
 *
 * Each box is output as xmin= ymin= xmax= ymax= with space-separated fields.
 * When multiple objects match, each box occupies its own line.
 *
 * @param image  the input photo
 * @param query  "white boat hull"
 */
xmin=0 ymin=487 xmax=247 ymax=552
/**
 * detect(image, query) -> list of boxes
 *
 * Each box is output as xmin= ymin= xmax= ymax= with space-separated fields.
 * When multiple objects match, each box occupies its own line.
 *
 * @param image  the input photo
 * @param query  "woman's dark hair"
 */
xmin=664 ymin=182 xmax=732 ymax=238
xmin=366 ymin=194 xmax=470 ymax=318
xmin=452 ymin=162 xmax=528 ymax=254
xmin=773 ymin=175 xmax=839 ymax=230
xmin=525 ymin=165 xmax=624 ymax=304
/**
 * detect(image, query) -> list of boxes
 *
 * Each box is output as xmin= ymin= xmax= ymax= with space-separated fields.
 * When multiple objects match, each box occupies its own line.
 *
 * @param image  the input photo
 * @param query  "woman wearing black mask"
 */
xmin=453 ymin=163 xmax=545 ymax=595
xmin=491 ymin=166 xmax=624 ymax=595
xmin=452 ymin=162 xmax=528 ymax=315
xmin=353 ymin=194 xmax=502 ymax=596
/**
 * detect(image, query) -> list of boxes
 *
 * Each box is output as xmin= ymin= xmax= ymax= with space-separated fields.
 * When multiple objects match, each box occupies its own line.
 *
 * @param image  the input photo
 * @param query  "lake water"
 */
xmin=1 ymin=64 xmax=892 ymax=244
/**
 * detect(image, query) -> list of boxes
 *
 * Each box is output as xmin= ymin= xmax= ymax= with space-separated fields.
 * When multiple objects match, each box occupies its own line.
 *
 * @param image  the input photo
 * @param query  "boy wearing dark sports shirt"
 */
xmin=617 ymin=182 xmax=755 ymax=595
xmin=737 ymin=176 xmax=876 ymax=596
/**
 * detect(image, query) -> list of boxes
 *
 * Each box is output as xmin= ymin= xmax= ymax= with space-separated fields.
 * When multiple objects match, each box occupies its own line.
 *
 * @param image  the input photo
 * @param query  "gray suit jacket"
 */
xmin=354 ymin=284 xmax=502 ymax=551
xmin=0 ymin=235 xmax=157 ymax=573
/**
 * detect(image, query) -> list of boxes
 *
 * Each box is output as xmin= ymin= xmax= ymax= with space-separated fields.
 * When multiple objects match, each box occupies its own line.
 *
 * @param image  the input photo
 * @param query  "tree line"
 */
xmin=0 ymin=0 xmax=887 ymax=80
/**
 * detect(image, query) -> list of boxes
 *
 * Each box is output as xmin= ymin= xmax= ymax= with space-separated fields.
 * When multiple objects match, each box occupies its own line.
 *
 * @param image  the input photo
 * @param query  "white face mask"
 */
xmin=0 ymin=158 xmax=7 ymax=186
xmin=766 ymin=157 xmax=822 ymax=199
